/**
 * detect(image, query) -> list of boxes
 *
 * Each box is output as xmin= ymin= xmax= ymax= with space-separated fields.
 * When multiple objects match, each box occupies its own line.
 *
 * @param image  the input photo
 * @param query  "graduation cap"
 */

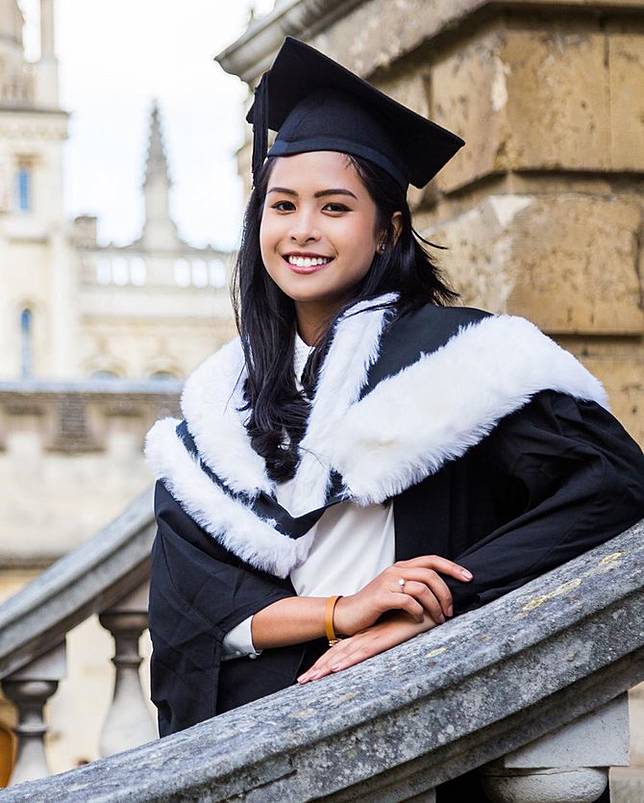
xmin=246 ymin=36 xmax=464 ymax=191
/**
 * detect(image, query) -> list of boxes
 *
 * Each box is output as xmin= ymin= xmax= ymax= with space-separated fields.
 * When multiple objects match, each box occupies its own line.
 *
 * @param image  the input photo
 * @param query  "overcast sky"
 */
xmin=18 ymin=0 xmax=276 ymax=250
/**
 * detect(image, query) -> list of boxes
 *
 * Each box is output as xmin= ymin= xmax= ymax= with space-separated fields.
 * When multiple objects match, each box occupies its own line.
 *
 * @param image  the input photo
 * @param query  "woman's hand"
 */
xmin=297 ymin=609 xmax=439 ymax=684
xmin=333 ymin=555 xmax=472 ymax=637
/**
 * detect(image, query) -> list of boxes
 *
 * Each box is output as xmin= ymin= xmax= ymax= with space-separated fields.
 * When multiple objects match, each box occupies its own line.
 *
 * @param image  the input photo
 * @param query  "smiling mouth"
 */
xmin=282 ymin=255 xmax=334 ymax=273
xmin=283 ymin=255 xmax=334 ymax=268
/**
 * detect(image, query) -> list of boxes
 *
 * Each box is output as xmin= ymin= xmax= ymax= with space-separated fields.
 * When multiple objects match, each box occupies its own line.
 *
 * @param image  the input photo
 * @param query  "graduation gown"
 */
xmin=144 ymin=293 xmax=644 ymax=743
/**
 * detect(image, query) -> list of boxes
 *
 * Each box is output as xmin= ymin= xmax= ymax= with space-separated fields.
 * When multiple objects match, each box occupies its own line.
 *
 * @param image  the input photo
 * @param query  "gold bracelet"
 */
xmin=325 ymin=594 xmax=344 ymax=646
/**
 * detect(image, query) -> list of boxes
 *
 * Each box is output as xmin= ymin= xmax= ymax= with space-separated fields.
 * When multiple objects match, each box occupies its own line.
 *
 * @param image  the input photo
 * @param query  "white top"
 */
xmin=221 ymin=330 xmax=396 ymax=660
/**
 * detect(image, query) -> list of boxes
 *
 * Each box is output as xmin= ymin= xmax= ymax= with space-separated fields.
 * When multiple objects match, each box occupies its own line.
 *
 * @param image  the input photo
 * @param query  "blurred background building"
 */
xmin=0 ymin=0 xmax=642 ymax=793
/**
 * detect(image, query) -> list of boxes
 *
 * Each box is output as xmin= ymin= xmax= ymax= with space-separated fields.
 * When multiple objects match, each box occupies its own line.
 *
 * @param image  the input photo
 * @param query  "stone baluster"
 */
xmin=1 ymin=640 xmax=67 ymax=785
xmin=98 ymin=581 xmax=157 ymax=757
xmin=480 ymin=693 xmax=629 ymax=803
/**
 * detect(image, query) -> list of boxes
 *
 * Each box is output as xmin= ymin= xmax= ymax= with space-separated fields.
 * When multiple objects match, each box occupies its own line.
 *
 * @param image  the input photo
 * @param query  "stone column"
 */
xmin=98 ymin=582 xmax=157 ymax=757
xmin=1 ymin=640 xmax=67 ymax=785
xmin=480 ymin=694 xmax=629 ymax=803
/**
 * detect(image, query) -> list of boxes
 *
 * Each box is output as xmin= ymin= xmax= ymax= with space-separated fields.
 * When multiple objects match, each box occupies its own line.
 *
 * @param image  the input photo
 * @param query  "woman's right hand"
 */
xmin=332 ymin=556 xmax=473 ymax=636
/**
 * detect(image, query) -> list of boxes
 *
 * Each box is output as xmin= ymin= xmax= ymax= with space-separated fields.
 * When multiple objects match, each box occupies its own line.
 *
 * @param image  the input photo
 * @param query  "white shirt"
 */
xmin=221 ymin=330 xmax=396 ymax=660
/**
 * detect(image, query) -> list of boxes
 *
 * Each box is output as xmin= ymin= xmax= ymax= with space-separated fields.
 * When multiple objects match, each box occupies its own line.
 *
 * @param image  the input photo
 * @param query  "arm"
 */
xmin=443 ymin=390 xmax=644 ymax=615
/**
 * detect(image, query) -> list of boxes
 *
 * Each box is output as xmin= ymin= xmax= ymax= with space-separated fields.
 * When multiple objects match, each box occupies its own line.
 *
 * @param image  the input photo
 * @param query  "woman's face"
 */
xmin=259 ymin=151 xmax=382 ymax=319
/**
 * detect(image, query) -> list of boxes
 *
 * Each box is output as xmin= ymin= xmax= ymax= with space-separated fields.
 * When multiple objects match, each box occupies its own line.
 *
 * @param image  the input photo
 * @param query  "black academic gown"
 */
xmin=145 ymin=295 xmax=644 ymax=796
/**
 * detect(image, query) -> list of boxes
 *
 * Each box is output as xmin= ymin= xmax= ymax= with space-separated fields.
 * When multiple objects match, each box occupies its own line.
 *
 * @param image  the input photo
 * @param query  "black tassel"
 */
xmin=251 ymin=74 xmax=269 ymax=187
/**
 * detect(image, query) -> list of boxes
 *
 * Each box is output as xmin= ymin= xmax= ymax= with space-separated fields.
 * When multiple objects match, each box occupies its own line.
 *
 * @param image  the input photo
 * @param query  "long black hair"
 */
xmin=230 ymin=153 xmax=459 ymax=484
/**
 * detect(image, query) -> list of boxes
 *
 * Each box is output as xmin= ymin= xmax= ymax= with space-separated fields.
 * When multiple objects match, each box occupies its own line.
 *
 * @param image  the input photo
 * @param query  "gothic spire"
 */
xmin=141 ymin=100 xmax=178 ymax=250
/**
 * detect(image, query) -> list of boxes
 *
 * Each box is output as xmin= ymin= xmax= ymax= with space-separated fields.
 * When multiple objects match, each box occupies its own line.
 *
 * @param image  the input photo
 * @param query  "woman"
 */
xmin=144 ymin=35 xmax=644 ymax=783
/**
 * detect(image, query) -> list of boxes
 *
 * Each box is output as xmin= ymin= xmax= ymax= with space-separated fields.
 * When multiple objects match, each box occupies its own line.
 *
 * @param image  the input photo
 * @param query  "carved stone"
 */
xmin=1 ymin=641 xmax=66 ymax=785
xmin=98 ymin=582 xmax=157 ymax=756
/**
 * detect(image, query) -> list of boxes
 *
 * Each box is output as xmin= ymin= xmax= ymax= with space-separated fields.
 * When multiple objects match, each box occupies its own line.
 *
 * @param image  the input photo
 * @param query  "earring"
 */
xmin=377 ymin=240 xmax=386 ymax=254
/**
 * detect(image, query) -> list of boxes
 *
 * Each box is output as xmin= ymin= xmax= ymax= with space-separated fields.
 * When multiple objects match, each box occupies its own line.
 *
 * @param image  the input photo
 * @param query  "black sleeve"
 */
xmin=148 ymin=480 xmax=296 ymax=736
xmin=444 ymin=390 xmax=644 ymax=615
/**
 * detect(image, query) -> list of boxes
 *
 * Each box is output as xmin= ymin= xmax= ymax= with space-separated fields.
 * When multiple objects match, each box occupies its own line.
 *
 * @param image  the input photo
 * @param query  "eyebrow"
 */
xmin=267 ymin=187 xmax=358 ymax=200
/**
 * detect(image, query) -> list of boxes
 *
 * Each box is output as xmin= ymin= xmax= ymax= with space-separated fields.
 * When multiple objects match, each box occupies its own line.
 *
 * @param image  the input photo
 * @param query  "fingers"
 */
xmin=393 ymin=581 xmax=444 ymax=623
xmin=395 ymin=569 xmax=454 ymax=619
xmin=397 ymin=555 xmax=473 ymax=582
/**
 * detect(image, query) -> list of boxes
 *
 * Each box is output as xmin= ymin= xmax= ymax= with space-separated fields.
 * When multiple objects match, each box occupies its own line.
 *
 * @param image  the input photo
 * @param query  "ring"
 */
xmin=398 ymin=578 xmax=406 ymax=590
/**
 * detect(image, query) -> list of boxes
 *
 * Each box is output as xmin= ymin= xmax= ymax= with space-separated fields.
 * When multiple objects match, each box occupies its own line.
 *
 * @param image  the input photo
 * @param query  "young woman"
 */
xmin=144 ymin=37 xmax=644 ymax=776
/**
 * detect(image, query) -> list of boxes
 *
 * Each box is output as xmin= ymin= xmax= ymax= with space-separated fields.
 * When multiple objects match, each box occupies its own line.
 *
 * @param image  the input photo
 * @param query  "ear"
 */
xmin=390 ymin=211 xmax=402 ymax=245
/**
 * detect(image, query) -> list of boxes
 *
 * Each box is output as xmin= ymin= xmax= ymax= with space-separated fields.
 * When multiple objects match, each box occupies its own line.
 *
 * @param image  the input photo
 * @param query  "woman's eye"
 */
xmin=271 ymin=200 xmax=295 ymax=211
xmin=324 ymin=203 xmax=350 ymax=213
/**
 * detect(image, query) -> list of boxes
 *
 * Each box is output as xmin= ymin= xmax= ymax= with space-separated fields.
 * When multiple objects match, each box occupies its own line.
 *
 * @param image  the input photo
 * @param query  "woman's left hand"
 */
xmin=296 ymin=610 xmax=438 ymax=684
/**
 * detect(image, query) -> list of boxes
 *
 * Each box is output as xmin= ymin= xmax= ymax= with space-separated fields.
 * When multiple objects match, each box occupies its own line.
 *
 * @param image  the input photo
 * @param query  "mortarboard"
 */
xmin=246 ymin=36 xmax=464 ymax=191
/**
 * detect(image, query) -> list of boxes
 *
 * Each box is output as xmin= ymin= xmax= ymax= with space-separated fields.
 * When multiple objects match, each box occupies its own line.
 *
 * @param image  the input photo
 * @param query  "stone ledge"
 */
xmin=2 ymin=520 xmax=641 ymax=802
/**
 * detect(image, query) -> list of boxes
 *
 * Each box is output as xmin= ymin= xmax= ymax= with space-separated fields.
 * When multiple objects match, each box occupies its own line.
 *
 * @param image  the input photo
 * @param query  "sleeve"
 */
xmin=221 ymin=615 xmax=263 ymax=661
xmin=148 ymin=480 xmax=294 ymax=735
xmin=443 ymin=390 xmax=644 ymax=615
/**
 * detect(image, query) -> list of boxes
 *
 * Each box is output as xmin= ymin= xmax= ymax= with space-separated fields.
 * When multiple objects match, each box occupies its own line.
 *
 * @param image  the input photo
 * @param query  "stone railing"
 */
xmin=0 ymin=514 xmax=641 ymax=801
xmin=0 ymin=487 xmax=157 ymax=785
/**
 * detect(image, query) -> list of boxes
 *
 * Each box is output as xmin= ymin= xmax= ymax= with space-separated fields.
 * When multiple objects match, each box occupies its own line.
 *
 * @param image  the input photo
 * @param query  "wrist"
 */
xmin=331 ymin=594 xmax=351 ymax=637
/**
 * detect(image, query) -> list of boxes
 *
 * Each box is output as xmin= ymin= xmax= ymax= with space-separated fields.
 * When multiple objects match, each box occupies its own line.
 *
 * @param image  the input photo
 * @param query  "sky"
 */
xmin=18 ymin=0 xmax=276 ymax=250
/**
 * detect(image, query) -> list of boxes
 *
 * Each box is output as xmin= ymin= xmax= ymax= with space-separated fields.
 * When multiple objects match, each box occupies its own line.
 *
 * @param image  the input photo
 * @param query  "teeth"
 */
xmin=287 ymin=256 xmax=331 ymax=267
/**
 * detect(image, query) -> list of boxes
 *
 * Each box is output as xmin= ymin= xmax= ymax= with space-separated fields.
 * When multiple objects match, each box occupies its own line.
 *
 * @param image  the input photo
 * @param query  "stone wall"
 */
xmin=0 ymin=382 xmax=179 ymax=563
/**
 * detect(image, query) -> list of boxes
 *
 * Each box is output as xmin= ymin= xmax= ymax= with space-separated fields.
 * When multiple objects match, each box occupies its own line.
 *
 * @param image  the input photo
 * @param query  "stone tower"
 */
xmin=140 ymin=100 xmax=179 ymax=252
xmin=0 ymin=0 xmax=75 ymax=379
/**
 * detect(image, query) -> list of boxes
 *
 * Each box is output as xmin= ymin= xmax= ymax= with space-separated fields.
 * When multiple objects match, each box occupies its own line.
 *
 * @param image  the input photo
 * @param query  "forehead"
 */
xmin=268 ymin=151 xmax=365 ymax=193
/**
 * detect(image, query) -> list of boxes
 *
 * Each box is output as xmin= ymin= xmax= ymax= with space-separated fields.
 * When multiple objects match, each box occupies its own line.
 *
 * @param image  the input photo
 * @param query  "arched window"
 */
xmin=149 ymin=370 xmax=178 ymax=382
xmin=20 ymin=307 xmax=33 ymax=378
xmin=16 ymin=159 xmax=33 ymax=212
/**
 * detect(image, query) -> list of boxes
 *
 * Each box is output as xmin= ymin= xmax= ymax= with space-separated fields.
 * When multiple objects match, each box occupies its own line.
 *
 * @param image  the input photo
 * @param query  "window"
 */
xmin=209 ymin=259 xmax=226 ymax=288
xmin=149 ymin=370 xmax=178 ymax=381
xmin=16 ymin=160 xmax=32 ymax=212
xmin=130 ymin=256 xmax=146 ymax=286
xmin=96 ymin=258 xmax=111 ymax=284
xmin=20 ymin=308 xmax=33 ymax=378
xmin=111 ymin=256 xmax=129 ymax=286
xmin=192 ymin=259 xmax=208 ymax=287
xmin=174 ymin=258 xmax=190 ymax=287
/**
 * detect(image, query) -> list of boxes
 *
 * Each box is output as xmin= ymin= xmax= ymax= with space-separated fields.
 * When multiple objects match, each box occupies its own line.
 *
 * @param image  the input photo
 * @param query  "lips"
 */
xmin=282 ymin=254 xmax=334 ymax=274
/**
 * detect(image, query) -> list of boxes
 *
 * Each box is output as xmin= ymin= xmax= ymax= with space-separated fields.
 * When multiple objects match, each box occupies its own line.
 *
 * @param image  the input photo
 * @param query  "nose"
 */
xmin=288 ymin=210 xmax=320 ymax=245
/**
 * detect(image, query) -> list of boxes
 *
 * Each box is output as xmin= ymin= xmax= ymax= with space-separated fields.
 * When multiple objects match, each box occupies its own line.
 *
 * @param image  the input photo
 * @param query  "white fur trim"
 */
xmin=327 ymin=315 xmax=609 ymax=504
xmin=180 ymin=338 xmax=273 ymax=498
xmin=144 ymin=417 xmax=316 ymax=578
xmin=179 ymin=293 xmax=397 ymax=505
xmin=286 ymin=294 xmax=398 ymax=516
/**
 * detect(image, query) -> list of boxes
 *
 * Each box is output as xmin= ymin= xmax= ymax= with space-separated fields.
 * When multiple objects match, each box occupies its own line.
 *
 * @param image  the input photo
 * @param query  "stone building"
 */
xmin=0 ymin=0 xmax=235 ymax=383
xmin=0 ymin=0 xmax=234 ymax=777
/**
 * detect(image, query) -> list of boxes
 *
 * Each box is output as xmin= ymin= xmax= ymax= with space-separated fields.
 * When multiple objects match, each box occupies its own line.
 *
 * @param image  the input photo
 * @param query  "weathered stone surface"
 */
xmin=421 ymin=193 xmax=644 ymax=334
xmin=607 ymin=26 xmax=644 ymax=172
xmin=611 ymin=766 xmax=644 ymax=803
xmin=431 ymin=23 xmax=616 ymax=192
xmin=1 ymin=521 xmax=641 ymax=802
xmin=497 ymin=695 xmax=629 ymax=768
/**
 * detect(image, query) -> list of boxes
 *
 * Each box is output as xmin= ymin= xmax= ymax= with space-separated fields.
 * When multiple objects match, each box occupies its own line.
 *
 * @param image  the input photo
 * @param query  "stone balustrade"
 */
xmin=0 ymin=487 xmax=157 ymax=784
xmin=0 ymin=514 xmax=640 ymax=801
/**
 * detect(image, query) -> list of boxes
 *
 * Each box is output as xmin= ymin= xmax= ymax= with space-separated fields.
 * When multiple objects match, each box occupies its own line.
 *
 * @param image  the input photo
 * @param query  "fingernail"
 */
xmin=438 ymin=613 xmax=445 ymax=623
xmin=462 ymin=569 xmax=473 ymax=579
xmin=329 ymin=664 xmax=341 ymax=671
xmin=447 ymin=605 xmax=454 ymax=617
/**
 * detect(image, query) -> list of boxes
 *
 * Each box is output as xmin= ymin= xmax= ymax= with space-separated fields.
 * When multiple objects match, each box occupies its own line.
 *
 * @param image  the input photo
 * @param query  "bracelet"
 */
xmin=325 ymin=595 xmax=344 ymax=646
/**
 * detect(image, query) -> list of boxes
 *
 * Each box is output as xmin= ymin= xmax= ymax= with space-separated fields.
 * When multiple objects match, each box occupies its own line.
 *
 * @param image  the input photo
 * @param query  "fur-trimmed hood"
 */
xmin=144 ymin=294 xmax=609 ymax=578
